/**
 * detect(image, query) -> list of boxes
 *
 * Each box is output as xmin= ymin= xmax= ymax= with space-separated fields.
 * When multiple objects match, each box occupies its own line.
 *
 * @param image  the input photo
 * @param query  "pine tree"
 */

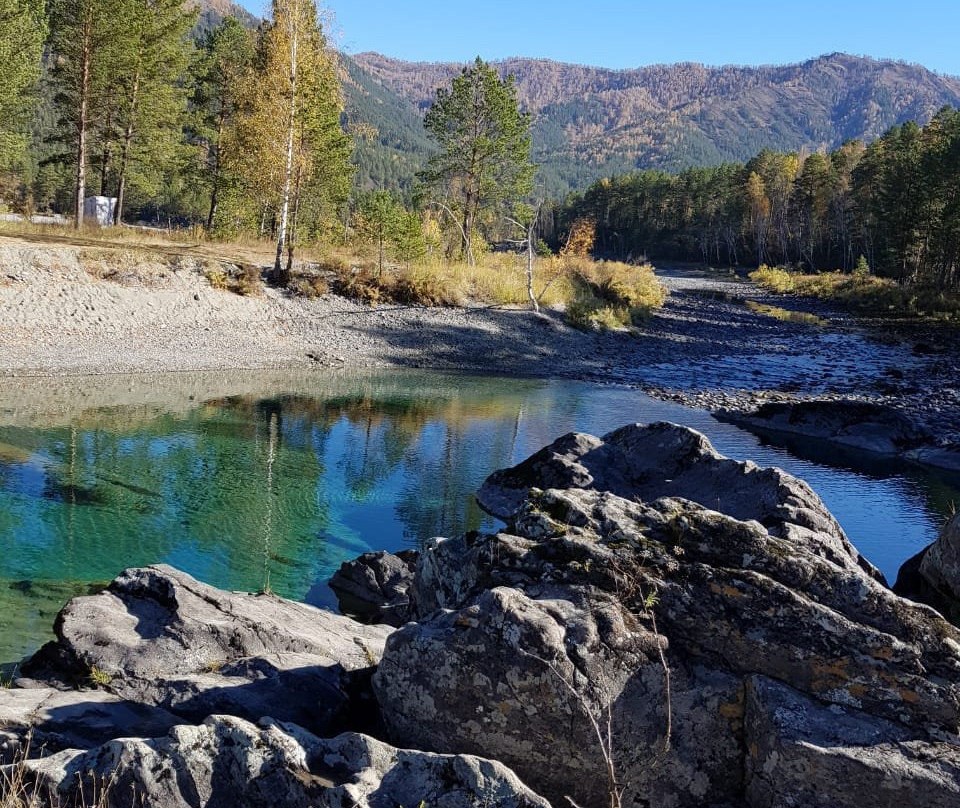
xmin=48 ymin=0 xmax=125 ymax=227
xmin=0 ymin=0 xmax=46 ymax=173
xmin=190 ymin=16 xmax=256 ymax=232
xmin=418 ymin=57 xmax=535 ymax=265
xmin=108 ymin=0 xmax=195 ymax=224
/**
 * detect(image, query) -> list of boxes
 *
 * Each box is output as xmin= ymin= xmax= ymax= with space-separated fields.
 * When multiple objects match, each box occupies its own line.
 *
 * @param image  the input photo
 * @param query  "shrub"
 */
xmin=288 ymin=275 xmax=330 ymax=299
xmin=392 ymin=268 xmax=463 ymax=307
xmin=565 ymin=259 xmax=665 ymax=329
xmin=749 ymin=265 xmax=796 ymax=293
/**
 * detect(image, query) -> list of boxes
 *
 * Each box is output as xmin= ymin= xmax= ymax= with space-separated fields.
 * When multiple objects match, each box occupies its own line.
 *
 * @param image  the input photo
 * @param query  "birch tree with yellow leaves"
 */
xmin=239 ymin=0 xmax=351 ymax=283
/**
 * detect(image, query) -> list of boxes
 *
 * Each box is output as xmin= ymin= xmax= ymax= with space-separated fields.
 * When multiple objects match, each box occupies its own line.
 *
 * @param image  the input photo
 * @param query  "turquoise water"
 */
xmin=1 ymin=369 xmax=957 ymax=667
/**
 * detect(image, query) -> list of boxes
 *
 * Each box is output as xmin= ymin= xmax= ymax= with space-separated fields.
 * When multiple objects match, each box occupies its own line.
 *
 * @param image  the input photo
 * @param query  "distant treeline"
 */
xmin=557 ymin=107 xmax=960 ymax=290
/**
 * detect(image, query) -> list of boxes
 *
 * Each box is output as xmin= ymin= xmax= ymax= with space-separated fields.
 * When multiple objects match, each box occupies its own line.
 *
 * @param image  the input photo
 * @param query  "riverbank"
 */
xmin=1 ymin=235 xmax=958 ymax=463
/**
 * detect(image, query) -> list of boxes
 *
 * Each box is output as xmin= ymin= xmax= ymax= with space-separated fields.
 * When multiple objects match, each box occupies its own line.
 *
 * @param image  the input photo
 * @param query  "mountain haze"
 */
xmin=346 ymin=52 xmax=960 ymax=195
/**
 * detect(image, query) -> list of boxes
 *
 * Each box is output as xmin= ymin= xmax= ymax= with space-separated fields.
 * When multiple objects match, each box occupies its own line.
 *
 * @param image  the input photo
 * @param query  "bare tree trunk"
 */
xmin=461 ymin=186 xmax=474 ymax=266
xmin=273 ymin=6 xmax=299 ymax=286
xmin=206 ymin=113 xmax=226 ymax=231
xmin=113 ymin=72 xmax=140 ymax=227
xmin=526 ymin=230 xmax=538 ymax=312
xmin=74 ymin=14 xmax=93 ymax=230
xmin=285 ymin=165 xmax=302 ymax=276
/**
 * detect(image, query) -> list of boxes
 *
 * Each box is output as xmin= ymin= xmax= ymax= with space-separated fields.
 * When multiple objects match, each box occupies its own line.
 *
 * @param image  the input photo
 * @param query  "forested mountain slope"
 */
xmin=346 ymin=52 xmax=960 ymax=194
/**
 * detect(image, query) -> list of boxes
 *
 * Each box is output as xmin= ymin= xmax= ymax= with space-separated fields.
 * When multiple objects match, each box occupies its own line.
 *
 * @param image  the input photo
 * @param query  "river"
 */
xmin=1 ymin=368 xmax=958 ymax=668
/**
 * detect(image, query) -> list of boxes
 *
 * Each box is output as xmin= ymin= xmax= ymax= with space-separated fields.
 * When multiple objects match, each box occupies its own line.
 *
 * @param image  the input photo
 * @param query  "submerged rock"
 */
xmin=375 ymin=423 xmax=960 ymax=808
xmin=329 ymin=550 xmax=418 ymax=627
xmin=21 ymin=565 xmax=391 ymax=737
xmin=20 ymin=716 xmax=550 ymax=808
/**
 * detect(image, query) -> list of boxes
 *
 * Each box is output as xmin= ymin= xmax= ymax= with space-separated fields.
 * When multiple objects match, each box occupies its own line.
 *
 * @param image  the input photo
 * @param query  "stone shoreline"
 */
xmin=1 ymin=237 xmax=957 ymax=467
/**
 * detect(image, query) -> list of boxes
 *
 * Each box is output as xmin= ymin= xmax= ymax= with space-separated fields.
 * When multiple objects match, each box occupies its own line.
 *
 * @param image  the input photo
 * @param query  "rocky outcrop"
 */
xmin=374 ymin=423 xmax=960 ymax=808
xmin=744 ymin=675 xmax=960 ymax=807
xmin=895 ymin=513 xmax=960 ymax=623
xmin=0 ymin=688 xmax=179 ymax=765
xmin=21 ymin=565 xmax=392 ymax=737
xmin=716 ymin=399 xmax=932 ymax=455
xmin=476 ymin=420 xmax=882 ymax=580
xmin=329 ymin=550 xmax=418 ymax=627
xmin=20 ymin=716 xmax=550 ymax=808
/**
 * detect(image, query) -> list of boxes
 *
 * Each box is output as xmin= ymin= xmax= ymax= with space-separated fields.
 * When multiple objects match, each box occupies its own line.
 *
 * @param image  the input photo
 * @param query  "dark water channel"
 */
xmin=1 ymin=369 xmax=957 ymax=667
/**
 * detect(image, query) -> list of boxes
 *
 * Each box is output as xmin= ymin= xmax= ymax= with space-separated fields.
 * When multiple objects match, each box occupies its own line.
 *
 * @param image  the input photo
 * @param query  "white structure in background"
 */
xmin=83 ymin=196 xmax=117 ymax=226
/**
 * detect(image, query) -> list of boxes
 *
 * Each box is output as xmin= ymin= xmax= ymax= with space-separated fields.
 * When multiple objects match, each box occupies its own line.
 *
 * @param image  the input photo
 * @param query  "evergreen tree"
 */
xmin=190 ymin=16 xmax=256 ymax=231
xmin=0 ymin=0 xmax=46 ymax=174
xmin=418 ymin=57 xmax=534 ymax=265
xmin=108 ymin=0 xmax=196 ymax=225
xmin=48 ymin=0 xmax=125 ymax=227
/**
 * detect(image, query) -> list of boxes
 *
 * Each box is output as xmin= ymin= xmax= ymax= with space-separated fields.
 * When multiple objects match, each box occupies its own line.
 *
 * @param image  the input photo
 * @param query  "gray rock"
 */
xmin=19 ymin=716 xmax=550 ymax=808
xmin=476 ymin=421 xmax=882 ymax=580
xmin=376 ymin=424 xmax=960 ymax=808
xmin=717 ymin=398 xmax=932 ymax=455
xmin=22 ymin=565 xmax=391 ymax=735
xmin=896 ymin=513 xmax=960 ymax=624
xmin=745 ymin=675 xmax=960 ymax=807
xmin=329 ymin=550 xmax=418 ymax=627
xmin=0 ymin=688 xmax=178 ymax=764
xmin=919 ymin=513 xmax=960 ymax=606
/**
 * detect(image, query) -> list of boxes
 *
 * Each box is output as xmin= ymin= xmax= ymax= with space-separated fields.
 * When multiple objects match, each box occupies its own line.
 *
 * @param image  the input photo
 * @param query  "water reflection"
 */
xmin=0 ymin=369 xmax=957 ymax=667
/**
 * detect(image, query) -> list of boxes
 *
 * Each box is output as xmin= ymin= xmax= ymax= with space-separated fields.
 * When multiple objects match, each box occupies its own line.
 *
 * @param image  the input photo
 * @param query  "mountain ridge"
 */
xmin=344 ymin=50 xmax=960 ymax=194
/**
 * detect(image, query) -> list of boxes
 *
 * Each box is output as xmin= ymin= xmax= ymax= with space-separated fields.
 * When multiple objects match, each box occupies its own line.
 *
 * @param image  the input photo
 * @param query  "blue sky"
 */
xmin=238 ymin=1 xmax=960 ymax=76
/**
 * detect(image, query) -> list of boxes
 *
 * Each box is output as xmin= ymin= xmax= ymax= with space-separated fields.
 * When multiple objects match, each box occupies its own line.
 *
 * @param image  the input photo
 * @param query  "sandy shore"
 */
xmin=1 ymin=236 xmax=958 ymax=447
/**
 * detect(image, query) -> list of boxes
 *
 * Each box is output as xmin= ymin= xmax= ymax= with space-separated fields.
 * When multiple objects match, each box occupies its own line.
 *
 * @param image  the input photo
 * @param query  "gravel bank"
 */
xmin=1 ymin=237 xmax=957 ymax=448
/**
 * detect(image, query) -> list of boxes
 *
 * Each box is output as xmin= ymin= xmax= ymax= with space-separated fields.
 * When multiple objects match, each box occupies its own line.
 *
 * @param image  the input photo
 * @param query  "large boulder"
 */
xmin=375 ymin=423 xmax=960 ymax=808
xmin=18 ymin=716 xmax=550 ymax=808
xmin=21 ymin=565 xmax=392 ymax=736
xmin=476 ymin=420 xmax=882 ymax=581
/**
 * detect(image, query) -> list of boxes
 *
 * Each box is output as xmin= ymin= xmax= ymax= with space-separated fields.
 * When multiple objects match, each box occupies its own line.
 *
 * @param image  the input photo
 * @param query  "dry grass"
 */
xmin=564 ymin=258 xmax=667 ymax=330
xmin=750 ymin=265 xmax=960 ymax=319
xmin=202 ymin=263 xmax=262 ymax=297
xmin=0 ymin=221 xmax=670 ymax=318
xmin=318 ymin=252 xmax=665 ymax=322
xmin=1 ymin=732 xmax=115 ymax=808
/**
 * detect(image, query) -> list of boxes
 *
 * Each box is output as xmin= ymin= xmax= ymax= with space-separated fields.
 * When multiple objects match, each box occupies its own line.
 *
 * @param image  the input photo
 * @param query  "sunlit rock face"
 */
xmin=374 ymin=423 xmax=960 ymax=808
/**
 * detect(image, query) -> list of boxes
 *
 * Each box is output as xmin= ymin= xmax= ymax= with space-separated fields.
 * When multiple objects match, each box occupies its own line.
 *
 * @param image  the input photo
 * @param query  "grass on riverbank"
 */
xmin=315 ymin=253 xmax=666 ymax=328
xmin=0 ymin=220 xmax=667 ymax=326
xmin=749 ymin=265 xmax=960 ymax=320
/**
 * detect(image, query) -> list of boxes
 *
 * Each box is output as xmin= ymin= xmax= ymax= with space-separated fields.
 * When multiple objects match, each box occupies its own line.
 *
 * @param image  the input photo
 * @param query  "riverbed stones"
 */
xmin=374 ymin=423 xmax=960 ymax=808
xmin=21 ymin=565 xmax=392 ymax=736
xmin=19 ymin=716 xmax=550 ymax=808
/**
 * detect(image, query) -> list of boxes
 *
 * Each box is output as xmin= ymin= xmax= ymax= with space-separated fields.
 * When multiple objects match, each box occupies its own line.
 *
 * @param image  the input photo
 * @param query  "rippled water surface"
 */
xmin=1 ymin=369 xmax=957 ymax=666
